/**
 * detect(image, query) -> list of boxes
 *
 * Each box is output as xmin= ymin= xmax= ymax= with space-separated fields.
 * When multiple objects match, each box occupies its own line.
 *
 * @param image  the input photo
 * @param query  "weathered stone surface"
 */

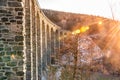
xmin=15 ymin=36 xmax=23 ymax=41
xmin=1 ymin=17 xmax=8 ymax=22
xmin=15 ymin=16 xmax=23 ymax=19
xmin=19 ymin=42 xmax=23 ymax=45
xmin=0 ymin=62 xmax=5 ymax=66
xmin=6 ymin=39 xmax=14 ymax=41
xmin=0 ymin=73 xmax=3 ymax=76
xmin=6 ymin=13 xmax=13 ymax=16
xmin=17 ymin=21 xmax=23 ymax=24
xmin=17 ymin=0 xmax=22 ymax=2
xmin=0 ymin=34 xmax=2 ymax=37
xmin=0 ymin=0 xmax=62 ymax=80
xmin=0 ymin=52 xmax=5 ymax=56
xmin=0 ymin=0 xmax=7 ymax=6
xmin=15 ymin=8 xmax=23 ymax=11
xmin=3 ymin=67 xmax=11 ymax=70
xmin=13 ymin=46 xmax=23 ymax=51
xmin=16 ymin=51 xmax=23 ymax=56
xmin=0 ymin=76 xmax=7 ymax=80
xmin=0 ymin=10 xmax=7 ymax=13
xmin=16 ymin=71 xmax=24 ymax=76
xmin=2 ymin=56 xmax=11 ymax=62
xmin=1 ymin=29 xmax=9 ymax=33
xmin=12 ymin=67 xmax=18 ymax=71
xmin=0 ymin=57 xmax=2 ymax=62
xmin=6 ymin=51 xmax=16 ymax=55
xmin=5 ymin=47 xmax=11 ymax=51
xmin=18 ymin=60 xmax=24 ymax=66
xmin=18 ymin=12 xmax=23 ymax=15
xmin=10 ymin=20 xmax=16 ymax=22
xmin=5 ymin=71 xmax=14 ymax=77
xmin=0 ymin=38 xmax=6 ymax=41
xmin=0 ymin=25 xmax=6 ymax=29
xmin=5 ymin=22 xmax=11 ymax=25
xmin=0 ymin=48 xmax=4 ymax=51
xmin=8 ymin=2 xmax=22 ymax=7
xmin=7 ymin=62 xmax=17 ymax=66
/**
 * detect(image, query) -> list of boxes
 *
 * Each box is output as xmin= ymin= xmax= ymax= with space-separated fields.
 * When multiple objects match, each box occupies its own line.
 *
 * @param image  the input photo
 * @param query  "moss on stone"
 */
xmin=2 ymin=56 xmax=11 ymax=62
xmin=7 ymin=62 xmax=17 ymax=66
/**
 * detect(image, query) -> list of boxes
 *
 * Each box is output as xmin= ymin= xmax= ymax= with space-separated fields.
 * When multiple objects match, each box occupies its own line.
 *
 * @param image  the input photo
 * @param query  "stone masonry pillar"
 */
xmin=0 ymin=0 xmax=24 ymax=80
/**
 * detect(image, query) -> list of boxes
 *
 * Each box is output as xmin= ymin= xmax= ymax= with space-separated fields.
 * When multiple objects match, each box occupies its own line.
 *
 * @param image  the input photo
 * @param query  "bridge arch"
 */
xmin=24 ymin=0 xmax=68 ymax=80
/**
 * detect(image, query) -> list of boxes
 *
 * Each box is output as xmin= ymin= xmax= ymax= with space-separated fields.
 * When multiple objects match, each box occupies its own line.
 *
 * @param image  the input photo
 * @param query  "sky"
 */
xmin=38 ymin=0 xmax=120 ymax=20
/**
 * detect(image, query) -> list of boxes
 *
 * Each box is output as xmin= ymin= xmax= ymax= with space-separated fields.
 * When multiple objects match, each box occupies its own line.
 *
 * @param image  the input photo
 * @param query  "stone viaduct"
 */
xmin=0 ymin=0 xmax=68 ymax=80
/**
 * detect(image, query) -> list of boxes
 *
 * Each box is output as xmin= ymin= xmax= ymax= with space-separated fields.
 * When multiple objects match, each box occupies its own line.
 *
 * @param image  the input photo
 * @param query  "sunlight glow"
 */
xmin=72 ymin=26 xmax=89 ymax=35
xmin=11 ymin=54 xmax=15 ymax=59
xmin=75 ymin=30 xmax=81 ymax=34
xmin=80 ymin=26 xmax=89 ymax=33
xmin=72 ymin=29 xmax=80 ymax=35
xmin=98 ymin=21 xmax=102 ymax=25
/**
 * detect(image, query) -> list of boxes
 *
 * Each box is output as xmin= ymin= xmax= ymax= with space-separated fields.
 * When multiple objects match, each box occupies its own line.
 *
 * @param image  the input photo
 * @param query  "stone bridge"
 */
xmin=0 ymin=0 xmax=68 ymax=80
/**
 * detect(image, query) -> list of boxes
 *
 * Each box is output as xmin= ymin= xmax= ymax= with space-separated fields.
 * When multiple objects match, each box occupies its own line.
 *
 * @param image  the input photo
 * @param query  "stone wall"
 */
xmin=0 ymin=0 xmax=68 ymax=80
xmin=0 ymin=0 xmax=24 ymax=80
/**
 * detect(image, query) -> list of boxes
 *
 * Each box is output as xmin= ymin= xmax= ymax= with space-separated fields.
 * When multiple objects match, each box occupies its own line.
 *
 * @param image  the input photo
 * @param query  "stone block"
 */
xmin=18 ymin=12 xmax=23 ymax=15
xmin=15 ymin=16 xmax=23 ymax=19
xmin=0 ymin=57 xmax=2 ymax=62
xmin=6 ymin=13 xmax=13 ymax=17
xmin=0 ymin=44 xmax=3 ymax=47
xmin=17 ymin=21 xmax=23 ymax=24
xmin=0 ymin=10 xmax=7 ymax=13
xmin=19 ymin=42 xmax=23 ymax=45
xmin=0 ymin=62 xmax=5 ymax=66
xmin=7 ymin=61 xmax=17 ymax=66
xmin=16 ymin=71 xmax=24 ymax=76
xmin=18 ymin=60 xmax=24 ymax=66
xmin=1 ymin=29 xmax=9 ymax=33
xmin=0 ymin=34 xmax=2 ymax=37
xmin=15 ymin=36 xmax=23 ymax=41
xmin=17 ymin=0 xmax=22 ymax=2
xmin=0 ymin=38 xmax=6 ymax=41
xmin=6 ymin=39 xmax=14 ymax=41
xmin=0 ymin=52 xmax=5 ymax=56
xmin=1 ymin=17 xmax=8 ymax=22
xmin=10 ymin=20 xmax=16 ymax=23
xmin=8 ymin=77 xmax=19 ymax=80
xmin=0 ymin=73 xmax=3 ymax=76
xmin=15 ymin=8 xmax=23 ymax=11
xmin=0 ymin=76 xmax=7 ymax=80
xmin=0 ymin=48 xmax=3 ymax=51
xmin=3 ymin=56 xmax=11 ymax=62
xmin=5 ymin=71 xmax=14 ymax=77
xmin=12 ymin=67 xmax=18 ymax=71
xmin=13 ymin=46 xmax=23 ymax=51
xmin=6 ymin=51 xmax=16 ymax=55
xmin=0 ymin=0 xmax=7 ymax=6
xmin=5 ymin=23 xmax=11 ymax=25
xmin=8 ymin=2 xmax=22 ymax=7
xmin=16 ymin=51 xmax=23 ymax=56
xmin=5 ymin=47 xmax=11 ymax=51
xmin=3 ymin=67 xmax=11 ymax=70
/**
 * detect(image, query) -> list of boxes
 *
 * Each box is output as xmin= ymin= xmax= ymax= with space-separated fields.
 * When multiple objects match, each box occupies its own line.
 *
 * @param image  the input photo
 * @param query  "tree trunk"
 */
xmin=73 ymin=54 xmax=78 ymax=80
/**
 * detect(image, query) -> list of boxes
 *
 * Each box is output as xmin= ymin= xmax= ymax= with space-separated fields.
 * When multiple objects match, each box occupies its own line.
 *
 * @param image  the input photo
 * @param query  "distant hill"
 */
xmin=42 ymin=9 xmax=117 ymax=31
xmin=42 ymin=9 xmax=119 ymax=49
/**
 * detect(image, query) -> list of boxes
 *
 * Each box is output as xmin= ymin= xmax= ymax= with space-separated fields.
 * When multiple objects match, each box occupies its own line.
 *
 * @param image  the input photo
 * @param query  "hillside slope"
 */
xmin=42 ymin=9 xmax=116 ymax=31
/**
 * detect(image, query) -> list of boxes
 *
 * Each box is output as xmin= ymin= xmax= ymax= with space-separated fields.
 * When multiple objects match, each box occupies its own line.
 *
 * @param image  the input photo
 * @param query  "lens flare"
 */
xmin=80 ymin=26 xmax=89 ymax=33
